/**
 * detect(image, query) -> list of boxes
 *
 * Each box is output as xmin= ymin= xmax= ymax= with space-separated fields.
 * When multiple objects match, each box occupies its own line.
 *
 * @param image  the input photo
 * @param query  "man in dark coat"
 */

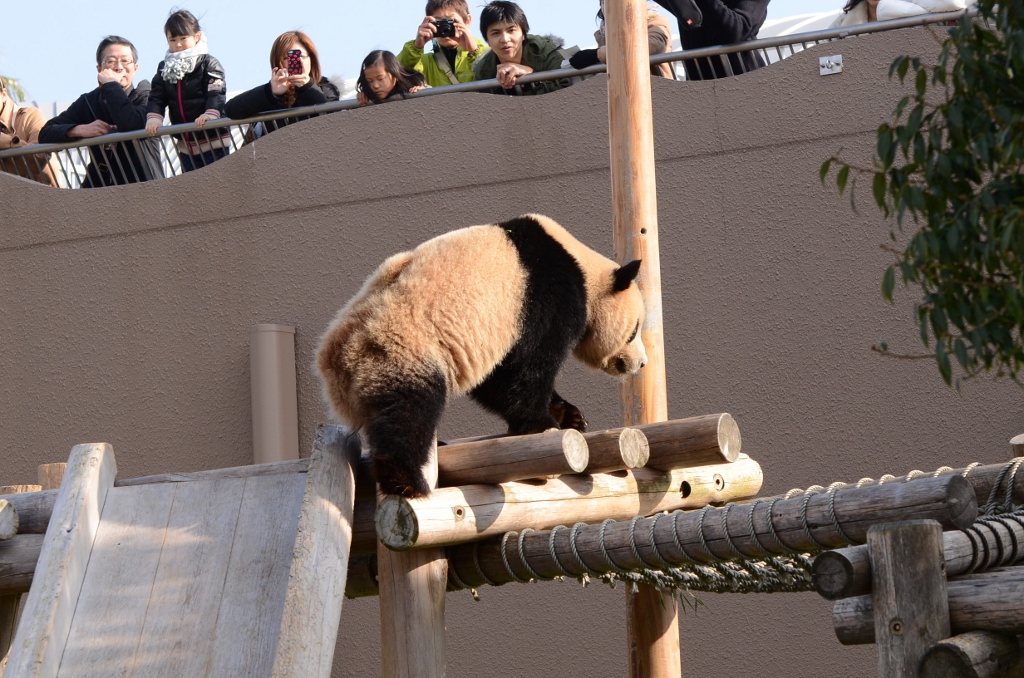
xmin=654 ymin=0 xmax=770 ymax=80
xmin=39 ymin=36 xmax=161 ymax=187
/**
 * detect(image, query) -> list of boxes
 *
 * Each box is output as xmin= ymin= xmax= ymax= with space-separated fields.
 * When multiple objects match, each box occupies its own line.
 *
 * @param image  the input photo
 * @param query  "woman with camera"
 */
xmin=225 ymin=31 xmax=338 ymax=131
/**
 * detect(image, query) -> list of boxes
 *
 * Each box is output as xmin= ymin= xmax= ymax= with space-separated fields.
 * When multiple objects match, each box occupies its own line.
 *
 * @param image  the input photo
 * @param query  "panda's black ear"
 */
xmin=612 ymin=260 xmax=642 ymax=292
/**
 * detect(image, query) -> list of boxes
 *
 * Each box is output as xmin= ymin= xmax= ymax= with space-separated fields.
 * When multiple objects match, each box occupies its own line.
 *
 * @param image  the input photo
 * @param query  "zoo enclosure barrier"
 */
xmin=0 ymin=9 xmax=970 ymax=189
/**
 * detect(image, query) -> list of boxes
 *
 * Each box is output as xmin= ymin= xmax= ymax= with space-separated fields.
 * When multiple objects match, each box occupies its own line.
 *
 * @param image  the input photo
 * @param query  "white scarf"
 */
xmin=160 ymin=35 xmax=209 ymax=84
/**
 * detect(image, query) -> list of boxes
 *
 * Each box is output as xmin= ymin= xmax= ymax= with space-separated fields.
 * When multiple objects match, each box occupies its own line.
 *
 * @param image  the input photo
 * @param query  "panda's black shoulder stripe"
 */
xmin=498 ymin=216 xmax=587 ymax=337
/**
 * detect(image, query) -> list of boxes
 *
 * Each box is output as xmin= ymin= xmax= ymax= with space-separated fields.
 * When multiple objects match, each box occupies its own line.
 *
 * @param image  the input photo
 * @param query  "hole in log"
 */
xmin=640 ymin=228 xmax=647 ymax=235
xmin=680 ymin=481 xmax=692 ymax=498
xmin=453 ymin=506 xmax=465 ymax=521
xmin=714 ymin=474 xmax=725 ymax=491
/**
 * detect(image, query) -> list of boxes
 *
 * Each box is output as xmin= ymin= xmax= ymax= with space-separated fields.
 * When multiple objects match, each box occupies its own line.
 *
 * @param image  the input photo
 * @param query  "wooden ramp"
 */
xmin=2 ymin=425 xmax=359 ymax=678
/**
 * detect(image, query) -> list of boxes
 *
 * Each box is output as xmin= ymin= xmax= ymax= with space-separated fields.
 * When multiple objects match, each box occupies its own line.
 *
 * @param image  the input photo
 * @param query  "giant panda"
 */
xmin=316 ymin=214 xmax=648 ymax=498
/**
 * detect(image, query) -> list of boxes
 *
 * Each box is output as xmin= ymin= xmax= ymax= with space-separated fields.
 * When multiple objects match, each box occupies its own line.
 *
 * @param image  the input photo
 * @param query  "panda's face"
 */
xmin=574 ymin=261 xmax=648 ymax=376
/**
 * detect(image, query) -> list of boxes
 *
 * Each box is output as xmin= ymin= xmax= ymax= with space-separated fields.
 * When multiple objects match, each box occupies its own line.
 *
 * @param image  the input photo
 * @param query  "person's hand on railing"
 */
xmin=569 ymin=49 xmax=602 ymax=70
xmin=194 ymin=113 xmax=214 ymax=129
xmin=495 ymin=62 xmax=533 ymax=89
xmin=145 ymin=119 xmax=160 ymax=136
xmin=414 ymin=16 xmax=438 ymax=49
xmin=68 ymin=120 xmax=115 ymax=139
xmin=357 ymin=91 xmax=370 ymax=107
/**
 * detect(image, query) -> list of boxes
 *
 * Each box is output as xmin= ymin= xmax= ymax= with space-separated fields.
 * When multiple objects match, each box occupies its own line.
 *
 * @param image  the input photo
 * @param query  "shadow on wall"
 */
xmin=0 ymin=25 xmax=1021 ymax=678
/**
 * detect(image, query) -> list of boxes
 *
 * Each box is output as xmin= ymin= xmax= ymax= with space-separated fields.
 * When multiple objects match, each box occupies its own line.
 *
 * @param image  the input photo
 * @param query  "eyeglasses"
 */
xmin=101 ymin=57 xmax=135 ymax=68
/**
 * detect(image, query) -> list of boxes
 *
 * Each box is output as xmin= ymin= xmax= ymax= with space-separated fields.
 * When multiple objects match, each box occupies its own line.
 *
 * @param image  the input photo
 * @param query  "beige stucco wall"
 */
xmin=1 ymin=26 xmax=1020 ymax=676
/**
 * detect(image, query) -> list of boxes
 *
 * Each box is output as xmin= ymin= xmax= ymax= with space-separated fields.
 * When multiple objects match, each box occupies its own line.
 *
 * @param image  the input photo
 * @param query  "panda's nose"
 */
xmin=640 ymin=359 xmax=648 ymax=369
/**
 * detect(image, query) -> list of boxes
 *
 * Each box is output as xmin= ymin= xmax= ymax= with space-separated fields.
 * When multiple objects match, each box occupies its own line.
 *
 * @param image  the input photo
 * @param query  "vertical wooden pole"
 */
xmin=605 ymin=1 xmax=680 ymax=676
xmin=868 ymin=520 xmax=950 ymax=677
xmin=37 ymin=463 xmax=67 ymax=491
xmin=0 ymin=479 xmax=48 ymax=672
xmin=377 ymin=440 xmax=446 ymax=678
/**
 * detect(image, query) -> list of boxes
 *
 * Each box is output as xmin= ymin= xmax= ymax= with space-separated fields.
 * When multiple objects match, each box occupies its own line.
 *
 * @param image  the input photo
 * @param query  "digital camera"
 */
xmin=433 ymin=18 xmax=456 ymax=38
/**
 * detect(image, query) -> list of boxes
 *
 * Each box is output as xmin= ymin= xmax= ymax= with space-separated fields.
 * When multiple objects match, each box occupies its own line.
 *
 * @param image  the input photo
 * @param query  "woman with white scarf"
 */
xmin=831 ymin=0 xmax=974 ymax=26
xmin=145 ymin=10 xmax=230 ymax=172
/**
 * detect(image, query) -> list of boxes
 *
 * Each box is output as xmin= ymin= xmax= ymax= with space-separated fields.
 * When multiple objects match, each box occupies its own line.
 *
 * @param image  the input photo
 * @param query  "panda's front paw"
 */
xmin=550 ymin=400 xmax=588 ymax=432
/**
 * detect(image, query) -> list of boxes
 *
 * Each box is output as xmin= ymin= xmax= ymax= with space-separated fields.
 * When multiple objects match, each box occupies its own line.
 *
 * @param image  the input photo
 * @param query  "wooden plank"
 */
xmin=125 ymin=478 xmax=246 ymax=677
xmin=36 ymin=465 xmax=66 ymax=492
xmin=270 ymin=425 xmax=360 ymax=678
xmin=377 ymin=438 xmax=446 ymax=678
xmin=869 ymin=520 xmax=950 ymax=676
xmin=114 ymin=458 xmax=310 ymax=487
xmin=56 ymin=483 xmax=177 ymax=677
xmin=376 ymin=456 xmax=763 ymax=551
xmin=920 ymin=631 xmax=1024 ymax=678
xmin=208 ymin=472 xmax=306 ymax=677
xmin=3 ymin=443 xmax=117 ymax=678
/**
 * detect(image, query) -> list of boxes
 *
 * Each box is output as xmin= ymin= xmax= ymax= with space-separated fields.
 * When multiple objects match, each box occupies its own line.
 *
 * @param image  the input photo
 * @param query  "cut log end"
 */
xmin=619 ymin=428 xmax=650 ymax=469
xmin=1011 ymin=433 xmax=1024 ymax=457
xmin=375 ymin=495 xmax=419 ymax=551
xmin=563 ymin=429 xmax=589 ymax=474
xmin=0 ymin=500 xmax=18 ymax=541
xmin=811 ymin=550 xmax=857 ymax=601
xmin=920 ymin=632 xmax=1024 ymax=678
xmin=946 ymin=475 xmax=979 ymax=530
xmin=717 ymin=414 xmax=742 ymax=463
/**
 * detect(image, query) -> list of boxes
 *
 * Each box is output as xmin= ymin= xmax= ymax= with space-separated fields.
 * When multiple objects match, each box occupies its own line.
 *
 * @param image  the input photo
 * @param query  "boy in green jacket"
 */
xmin=472 ymin=1 xmax=572 ymax=96
xmin=398 ymin=0 xmax=487 ymax=87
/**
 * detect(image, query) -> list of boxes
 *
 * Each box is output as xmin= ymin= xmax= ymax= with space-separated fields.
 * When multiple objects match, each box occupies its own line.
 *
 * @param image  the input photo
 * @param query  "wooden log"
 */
xmin=637 ymin=414 xmax=741 ymax=469
xmin=377 ymin=439 xmax=446 ymax=678
xmin=4 ymin=443 xmax=117 ymax=678
xmin=0 ymin=534 xmax=44 ymax=595
xmin=0 ymin=485 xmax=38 ymax=672
xmin=36 ymin=463 xmax=67 ymax=491
xmin=869 ymin=520 xmax=950 ymax=676
xmin=583 ymin=427 xmax=649 ymax=474
xmin=444 ymin=473 xmax=975 ymax=588
xmin=375 ymin=456 xmax=763 ymax=551
xmin=0 ymin=486 xmax=41 ymax=495
xmin=0 ymin=502 xmax=17 ymax=542
xmin=813 ymin=515 xmax=1024 ymax=600
xmin=920 ymin=631 xmax=1024 ymax=678
xmin=1011 ymin=434 xmax=1024 ymax=457
xmin=436 ymin=429 xmax=588 ymax=487
xmin=834 ymin=566 xmax=1024 ymax=645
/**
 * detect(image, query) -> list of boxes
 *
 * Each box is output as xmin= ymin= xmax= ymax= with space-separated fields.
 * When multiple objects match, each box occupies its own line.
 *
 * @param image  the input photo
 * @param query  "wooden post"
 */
xmin=1010 ymin=433 xmax=1024 ymax=457
xmin=0 ymin=483 xmax=39 ymax=673
xmin=920 ymin=631 xmax=1024 ymax=678
xmin=868 ymin=520 xmax=950 ymax=677
xmin=36 ymin=463 xmax=67 ymax=492
xmin=377 ymin=439 xmax=446 ymax=678
xmin=605 ymin=0 xmax=679 ymax=672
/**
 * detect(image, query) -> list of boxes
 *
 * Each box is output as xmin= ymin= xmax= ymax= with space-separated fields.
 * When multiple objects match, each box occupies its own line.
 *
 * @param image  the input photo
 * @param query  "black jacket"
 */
xmin=225 ymin=79 xmax=328 ymax=119
xmin=147 ymin=54 xmax=227 ymax=125
xmin=654 ymin=0 xmax=769 ymax=80
xmin=39 ymin=80 xmax=159 ymax=187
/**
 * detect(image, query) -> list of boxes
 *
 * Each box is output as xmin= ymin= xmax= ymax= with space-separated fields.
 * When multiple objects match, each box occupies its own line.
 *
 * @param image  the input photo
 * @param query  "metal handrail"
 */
xmin=0 ymin=8 xmax=972 ymax=187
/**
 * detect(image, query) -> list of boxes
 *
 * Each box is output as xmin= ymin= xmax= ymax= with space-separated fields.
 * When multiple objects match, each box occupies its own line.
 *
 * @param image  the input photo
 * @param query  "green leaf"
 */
xmin=882 ymin=266 xmax=896 ymax=302
xmin=819 ymin=159 xmax=832 ymax=185
xmin=936 ymin=342 xmax=952 ymax=385
xmin=873 ymin=173 xmax=887 ymax=208
xmin=836 ymin=166 xmax=850 ymax=195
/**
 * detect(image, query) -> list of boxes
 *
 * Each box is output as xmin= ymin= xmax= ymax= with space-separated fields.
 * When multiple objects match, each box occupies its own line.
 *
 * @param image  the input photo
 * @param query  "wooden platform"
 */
xmin=2 ymin=425 xmax=359 ymax=678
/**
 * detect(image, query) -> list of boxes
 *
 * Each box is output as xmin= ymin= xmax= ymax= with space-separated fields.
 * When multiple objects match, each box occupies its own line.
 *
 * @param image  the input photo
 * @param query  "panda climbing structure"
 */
xmin=316 ymin=213 xmax=648 ymax=498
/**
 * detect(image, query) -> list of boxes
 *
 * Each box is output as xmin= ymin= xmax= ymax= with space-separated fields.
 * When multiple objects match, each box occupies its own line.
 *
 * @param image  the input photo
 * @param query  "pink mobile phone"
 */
xmin=287 ymin=49 xmax=303 ymax=76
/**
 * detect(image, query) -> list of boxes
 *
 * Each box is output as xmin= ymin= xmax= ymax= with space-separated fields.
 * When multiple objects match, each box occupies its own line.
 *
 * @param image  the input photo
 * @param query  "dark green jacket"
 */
xmin=472 ymin=34 xmax=571 ymax=95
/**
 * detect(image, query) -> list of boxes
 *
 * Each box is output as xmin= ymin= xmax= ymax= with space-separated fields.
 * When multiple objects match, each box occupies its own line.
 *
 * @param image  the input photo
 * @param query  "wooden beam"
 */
xmin=833 ymin=566 xmax=1024 ymax=645
xmin=377 ymin=439 xmax=446 ymax=678
xmin=1010 ymin=434 xmax=1024 ymax=457
xmin=813 ymin=516 xmax=1024 ymax=600
xmin=920 ymin=631 xmax=1024 ymax=678
xmin=436 ymin=429 xmax=588 ymax=486
xmin=3 ymin=443 xmax=117 ymax=678
xmin=0 ymin=502 xmax=17 ymax=542
xmin=0 ymin=484 xmax=39 ymax=674
xmin=869 ymin=520 xmax=950 ymax=676
xmin=376 ymin=457 xmax=763 ymax=551
xmin=638 ymin=414 xmax=741 ymax=469
xmin=0 ymin=486 xmax=40 ymax=495
xmin=583 ymin=427 xmax=650 ymax=473
xmin=36 ymin=464 xmax=66 ymax=492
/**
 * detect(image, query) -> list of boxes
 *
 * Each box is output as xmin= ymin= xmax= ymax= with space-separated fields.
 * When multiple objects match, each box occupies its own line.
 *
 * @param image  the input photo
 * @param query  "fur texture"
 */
xmin=316 ymin=214 xmax=647 ymax=497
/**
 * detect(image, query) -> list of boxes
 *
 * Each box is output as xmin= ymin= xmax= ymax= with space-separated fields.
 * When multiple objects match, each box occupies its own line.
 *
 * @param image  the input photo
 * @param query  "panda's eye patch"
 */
xmin=627 ymin=321 xmax=639 ymax=344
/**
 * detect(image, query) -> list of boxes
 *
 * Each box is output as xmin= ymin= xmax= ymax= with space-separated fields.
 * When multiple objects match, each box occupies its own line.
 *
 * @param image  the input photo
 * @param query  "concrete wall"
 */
xmin=2 ymin=27 xmax=1020 ymax=676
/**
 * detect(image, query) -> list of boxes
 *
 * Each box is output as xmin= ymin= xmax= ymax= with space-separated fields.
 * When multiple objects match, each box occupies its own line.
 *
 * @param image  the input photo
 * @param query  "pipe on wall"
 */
xmin=249 ymin=324 xmax=300 ymax=464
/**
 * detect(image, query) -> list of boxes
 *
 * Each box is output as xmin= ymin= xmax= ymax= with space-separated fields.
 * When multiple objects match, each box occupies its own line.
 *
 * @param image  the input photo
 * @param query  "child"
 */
xmin=356 ymin=51 xmax=428 ymax=105
xmin=472 ymin=1 xmax=572 ymax=95
xmin=398 ymin=0 xmax=487 ymax=88
xmin=145 ymin=10 xmax=229 ymax=172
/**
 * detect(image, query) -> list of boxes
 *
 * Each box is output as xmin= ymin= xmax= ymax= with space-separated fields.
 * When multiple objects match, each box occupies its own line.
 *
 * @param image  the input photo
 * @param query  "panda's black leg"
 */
xmin=471 ymin=361 xmax=560 ymax=436
xmin=549 ymin=391 xmax=587 ymax=432
xmin=364 ymin=371 xmax=447 ymax=498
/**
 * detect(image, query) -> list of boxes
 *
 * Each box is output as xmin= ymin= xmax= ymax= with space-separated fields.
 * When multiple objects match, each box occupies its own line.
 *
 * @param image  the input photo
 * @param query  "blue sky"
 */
xmin=2 ymin=0 xmax=839 ymax=104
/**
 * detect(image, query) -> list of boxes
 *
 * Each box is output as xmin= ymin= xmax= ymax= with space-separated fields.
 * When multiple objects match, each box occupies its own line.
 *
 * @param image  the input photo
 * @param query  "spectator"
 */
xmin=356 ymin=51 xmax=429 ymax=105
xmin=399 ymin=0 xmax=488 ymax=87
xmin=145 ymin=10 xmax=229 ymax=172
xmin=830 ymin=0 xmax=970 ymax=26
xmin=0 ymin=79 xmax=57 ymax=187
xmin=39 ymin=36 xmax=157 ymax=187
xmin=653 ymin=0 xmax=769 ymax=80
xmin=569 ymin=2 xmax=676 ymax=79
xmin=225 ymin=31 xmax=338 ymax=136
xmin=473 ymin=1 xmax=572 ymax=95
